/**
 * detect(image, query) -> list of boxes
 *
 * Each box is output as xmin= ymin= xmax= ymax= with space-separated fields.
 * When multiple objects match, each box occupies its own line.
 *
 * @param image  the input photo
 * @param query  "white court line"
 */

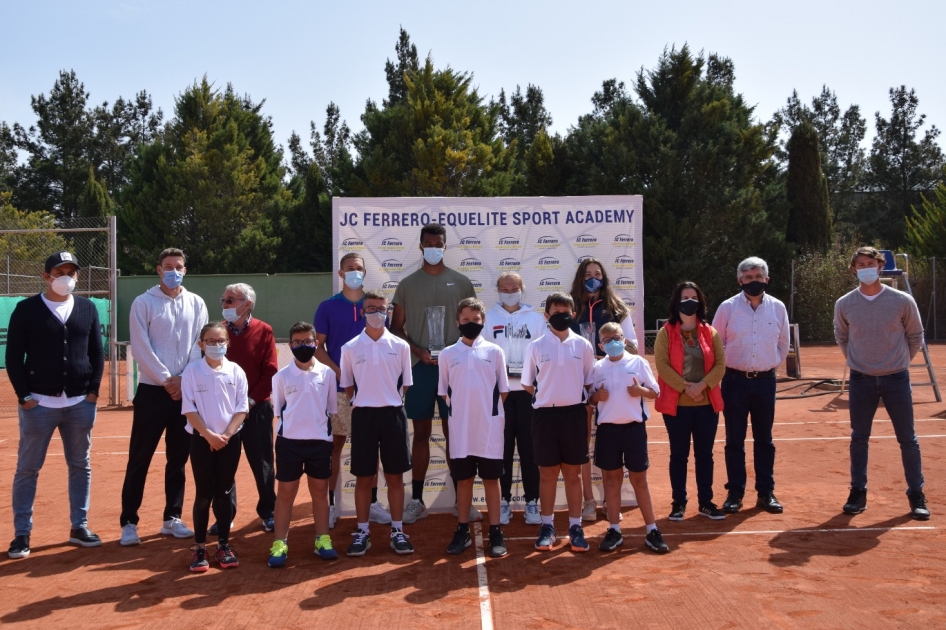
xmin=472 ymin=522 xmax=494 ymax=630
xmin=502 ymin=525 xmax=936 ymax=542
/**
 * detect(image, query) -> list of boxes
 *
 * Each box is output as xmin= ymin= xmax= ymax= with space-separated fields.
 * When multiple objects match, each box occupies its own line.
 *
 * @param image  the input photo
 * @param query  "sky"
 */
xmin=2 ymin=0 xmax=943 ymax=157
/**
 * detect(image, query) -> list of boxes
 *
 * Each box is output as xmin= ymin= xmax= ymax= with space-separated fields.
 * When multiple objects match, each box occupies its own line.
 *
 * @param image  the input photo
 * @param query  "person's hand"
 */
xmin=163 ymin=376 xmax=182 ymax=400
xmin=685 ymin=381 xmax=706 ymax=402
xmin=418 ymin=349 xmax=438 ymax=365
xmin=596 ymin=387 xmax=609 ymax=403
xmin=20 ymin=399 xmax=39 ymax=411
xmin=85 ymin=393 xmax=98 ymax=404
xmin=333 ymin=366 xmax=342 ymax=382
xmin=627 ymin=377 xmax=648 ymax=398
xmin=203 ymin=431 xmax=228 ymax=451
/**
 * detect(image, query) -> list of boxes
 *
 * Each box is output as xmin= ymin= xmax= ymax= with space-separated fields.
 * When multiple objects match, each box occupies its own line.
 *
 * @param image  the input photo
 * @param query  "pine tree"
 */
xmin=786 ymin=120 xmax=832 ymax=253
xmin=905 ymin=174 xmax=946 ymax=258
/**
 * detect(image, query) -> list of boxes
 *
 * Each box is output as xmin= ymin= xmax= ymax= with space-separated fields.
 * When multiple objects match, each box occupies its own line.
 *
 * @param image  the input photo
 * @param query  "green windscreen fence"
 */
xmin=0 ymin=296 xmax=111 ymax=369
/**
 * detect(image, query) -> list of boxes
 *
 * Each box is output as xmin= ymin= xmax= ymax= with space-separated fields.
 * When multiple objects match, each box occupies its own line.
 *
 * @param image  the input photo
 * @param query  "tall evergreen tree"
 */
xmin=905 ymin=171 xmax=946 ymax=258
xmin=786 ymin=120 xmax=832 ymax=253
xmin=0 ymin=122 xmax=15 ymax=193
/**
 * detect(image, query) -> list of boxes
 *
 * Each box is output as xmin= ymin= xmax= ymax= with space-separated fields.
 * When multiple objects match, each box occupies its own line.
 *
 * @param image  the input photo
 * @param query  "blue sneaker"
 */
xmin=262 ymin=517 xmax=275 ymax=532
xmin=347 ymin=529 xmax=371 ymax=556
xmin=314 ymin=534 xmax=338 ymax=560
xmin=534 ymin=524 xmax=557 ymax=550
xmin=568 ymin=524 xmax=589 ymax=552
xmin=268 ymin=539 xmax=288 ymax=568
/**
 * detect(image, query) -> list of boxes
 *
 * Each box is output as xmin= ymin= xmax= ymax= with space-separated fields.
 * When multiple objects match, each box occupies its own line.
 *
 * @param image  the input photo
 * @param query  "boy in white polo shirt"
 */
xmin=339 ymin=290 xmax=415 ymax=556
xmin=267 ymin=322 xmax=339 ymax=567
xmin=587 ymin=322 xmax=668 ymax=553
xmin=521 ymin=292 xmax=595 ymax=553
xmin=438 ymin=298 xmax=510 ymax=557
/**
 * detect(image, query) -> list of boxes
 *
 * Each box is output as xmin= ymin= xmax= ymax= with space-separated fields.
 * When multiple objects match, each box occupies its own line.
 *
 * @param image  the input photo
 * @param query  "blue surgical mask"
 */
xmin=585 ymin=277 xmax=603 ymax=293
xmin=857 ymin=267 xmax=879 ymax=285
xmin=204 ymin=344 xmax=227 ymax=360
xmin=163 ymin=269 xmax=184 ymax=289
xmin=221 ymin=308 xmax=240 ymax=323
xmin=344 ymin=270 xmax=365 ymax=290
xmin=423 ymin=247 xmax=445 ymax=265
xmin=604 ymin=339 xmax=625 ymax=358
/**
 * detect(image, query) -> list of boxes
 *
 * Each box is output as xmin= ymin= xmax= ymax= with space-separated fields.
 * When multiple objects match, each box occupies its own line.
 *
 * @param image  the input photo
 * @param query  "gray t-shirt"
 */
xmin=834 ymin=286 xmax=924 ymax=376
xmin=393 ymin=267 xmax=476 ymax=366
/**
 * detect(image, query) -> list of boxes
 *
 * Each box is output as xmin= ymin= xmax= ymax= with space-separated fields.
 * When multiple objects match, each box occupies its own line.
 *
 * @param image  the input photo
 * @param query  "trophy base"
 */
xmin=429 ymin=350 xmax=442 ymax=359
xmin=507 ymin=368 xmax=523 ymax=377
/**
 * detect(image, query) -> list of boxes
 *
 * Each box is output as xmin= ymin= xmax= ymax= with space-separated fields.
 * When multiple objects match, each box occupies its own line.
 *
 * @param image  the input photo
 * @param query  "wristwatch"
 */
xmin=18 ymin=395 xmax=33 ymax=405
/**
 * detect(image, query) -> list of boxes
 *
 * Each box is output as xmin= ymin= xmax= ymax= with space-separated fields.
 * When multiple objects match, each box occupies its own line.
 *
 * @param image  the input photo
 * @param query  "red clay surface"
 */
xmin=0 ymin=344 xmax=944 ymax=629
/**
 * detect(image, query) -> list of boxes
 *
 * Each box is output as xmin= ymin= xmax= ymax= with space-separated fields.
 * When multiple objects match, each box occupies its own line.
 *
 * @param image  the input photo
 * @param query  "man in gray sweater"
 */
xmin=834 ymin=246 xmax=929 ymax=520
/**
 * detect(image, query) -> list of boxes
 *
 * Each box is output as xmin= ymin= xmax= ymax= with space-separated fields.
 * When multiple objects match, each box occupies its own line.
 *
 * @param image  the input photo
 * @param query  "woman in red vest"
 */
xmin=654 ymin=281 xmax=726 ymax=522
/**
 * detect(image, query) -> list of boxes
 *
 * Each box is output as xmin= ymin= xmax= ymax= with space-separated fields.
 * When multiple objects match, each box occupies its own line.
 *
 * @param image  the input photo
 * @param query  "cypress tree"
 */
xmin=786 ymin=120 xmax=832 ymax=253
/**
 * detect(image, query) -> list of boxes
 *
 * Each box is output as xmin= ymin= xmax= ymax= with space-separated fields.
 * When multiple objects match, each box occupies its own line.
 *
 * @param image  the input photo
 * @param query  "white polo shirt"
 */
xmin=271 ymin=360 xmax=338 ymax=441
xmin=588 ymin=353 xmax=660 ymax=424
xmin=437 ymin=337 xmax=510 ymax=459
xmin=181 ymin=357 xmax=249 ymax=434
xmin=521 ymin=330 xmax=595 ymax=408
xmin=339 ymin=328 xmax=413 ymax=408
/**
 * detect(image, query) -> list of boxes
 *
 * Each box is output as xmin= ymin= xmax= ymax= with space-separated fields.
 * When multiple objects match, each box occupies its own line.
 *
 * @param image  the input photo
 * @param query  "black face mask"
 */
xmin=457 ymin=321 xmax=484 ymax=340
xmin=291 ymin=345 xmax=316 ymax=363
xmin=548 ymin=312 xmax=574 ymax=332
xmin=741 ymin=280 xmax=768 ymax=297
xmin=678 ymin=299 xmax=700 ymax=317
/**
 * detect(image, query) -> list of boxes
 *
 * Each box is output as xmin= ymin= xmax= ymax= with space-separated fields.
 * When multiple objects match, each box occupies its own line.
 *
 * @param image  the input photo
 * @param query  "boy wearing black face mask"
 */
xmin=437 ymin=298 xmax=510 ymax=557
xmin=266 ymin=322 xmax=338 ymax=567
xmin=521 ymin=292 xmax=596 ymax=552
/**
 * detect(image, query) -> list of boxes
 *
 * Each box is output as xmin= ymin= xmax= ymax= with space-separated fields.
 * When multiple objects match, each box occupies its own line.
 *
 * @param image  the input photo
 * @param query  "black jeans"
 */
xmin=722 ymin=370 xmax=777 ymax=496
xmin=119 ymin=384 xmax=191 ymax=526
xmin=191 ymin=431 xmax=242 ymax=544
xmin=500 ymin=390 xmax=540 ymax=503
xmin=217 ymin=401 xmax=276 ymax=521
xmin=662 ymin=404 xmax=719 ymax=506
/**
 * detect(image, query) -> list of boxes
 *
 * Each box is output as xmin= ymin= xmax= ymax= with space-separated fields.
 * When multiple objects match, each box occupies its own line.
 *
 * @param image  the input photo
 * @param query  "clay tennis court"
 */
xmin=0 ymin=344 xmax=943 ymax=629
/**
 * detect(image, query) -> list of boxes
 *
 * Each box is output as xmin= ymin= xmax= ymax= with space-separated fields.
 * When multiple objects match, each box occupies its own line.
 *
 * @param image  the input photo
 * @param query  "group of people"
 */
xmin=6 ymin=230 xmax=931 ymax=571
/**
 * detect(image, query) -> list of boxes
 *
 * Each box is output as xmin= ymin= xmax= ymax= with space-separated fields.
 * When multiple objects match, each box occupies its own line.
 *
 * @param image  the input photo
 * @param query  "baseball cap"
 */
xmin=44 ymin=251 xmax=80 ymax=273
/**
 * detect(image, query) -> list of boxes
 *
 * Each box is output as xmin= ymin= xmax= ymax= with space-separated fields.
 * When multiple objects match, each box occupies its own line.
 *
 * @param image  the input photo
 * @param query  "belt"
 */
xmin=726 ymin=367 xmax=776 ymax=379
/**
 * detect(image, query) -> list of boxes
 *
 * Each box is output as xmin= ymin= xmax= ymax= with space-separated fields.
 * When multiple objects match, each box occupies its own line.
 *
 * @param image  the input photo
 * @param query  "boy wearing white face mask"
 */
xmin=7 ymin=252 xmax=105 ymax=559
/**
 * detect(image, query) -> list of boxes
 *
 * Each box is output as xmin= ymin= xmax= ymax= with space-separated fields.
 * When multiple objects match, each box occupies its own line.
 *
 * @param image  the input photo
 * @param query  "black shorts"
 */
xmin=275 ymin=436 xmax=333 ymax=481
xmin=452 ymin=456 xmax=504 ymax=481
xmin=350 ymin=406 xmax=412 ymax=477
xmin=594 ymin=421 xmax=649 ymax=473
xmin=404 ymin=361 xmax=449 ymax=420
xmin=532 ymin=404 xmax=589 ymax=467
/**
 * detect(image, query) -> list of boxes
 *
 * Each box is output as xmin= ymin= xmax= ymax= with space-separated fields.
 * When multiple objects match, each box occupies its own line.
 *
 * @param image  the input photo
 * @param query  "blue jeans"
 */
xmin=13 ymin=400 xmax=97 ymax=536
xmin=722 ymin=371 xmax=777 ymax=496
xmin=662 ymin=405 xmax=719 ymax=505
xmin=849 ymin=370 xmax=924 ymax=495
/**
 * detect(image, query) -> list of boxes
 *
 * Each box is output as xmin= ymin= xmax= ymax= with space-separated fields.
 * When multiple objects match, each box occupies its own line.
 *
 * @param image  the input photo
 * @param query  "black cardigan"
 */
xmin=6 ymin=293 xmax=105 ymax=400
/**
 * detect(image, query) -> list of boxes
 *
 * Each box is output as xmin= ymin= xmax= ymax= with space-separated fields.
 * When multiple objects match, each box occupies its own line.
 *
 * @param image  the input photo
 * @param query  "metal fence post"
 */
xmin=109 ymin=215 xmax=119 ymax=406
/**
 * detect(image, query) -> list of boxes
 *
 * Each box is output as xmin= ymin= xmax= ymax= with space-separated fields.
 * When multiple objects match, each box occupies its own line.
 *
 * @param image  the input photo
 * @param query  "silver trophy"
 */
xmin=579 ymin=321 xmax=596 ymax=348
xmin=426 ymin=305 xmax=446 ymax=359
xmin=506 ymin=322 xmax=530 ymax=376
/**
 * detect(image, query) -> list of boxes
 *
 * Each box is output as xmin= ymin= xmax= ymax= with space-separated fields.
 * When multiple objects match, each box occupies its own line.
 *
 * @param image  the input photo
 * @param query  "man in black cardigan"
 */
xmin=6 ymin=251 xmax=105 ymax=559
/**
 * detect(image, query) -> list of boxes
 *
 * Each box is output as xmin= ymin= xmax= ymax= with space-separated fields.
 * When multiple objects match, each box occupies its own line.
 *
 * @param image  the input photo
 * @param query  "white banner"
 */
xmin=331 ymin=196 xmax=644 ymax=514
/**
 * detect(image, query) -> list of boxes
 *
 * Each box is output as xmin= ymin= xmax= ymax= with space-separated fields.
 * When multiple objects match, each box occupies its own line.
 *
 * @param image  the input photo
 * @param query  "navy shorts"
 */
xmin=350 ymin=406 xmax=412 ymax=477
xmin=452 ymin=456 xmax=504 ymax=481
xmin=594 ymin=421 xmax=649 ymax=473
xmin=275 ymin=436 xmax=333 ymax=481
xmin=532 ymin=404 xmax=589 ymax=467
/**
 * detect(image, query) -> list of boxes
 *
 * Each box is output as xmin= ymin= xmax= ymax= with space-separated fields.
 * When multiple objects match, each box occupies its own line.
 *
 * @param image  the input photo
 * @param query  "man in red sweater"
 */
xmin=213 ymin=282 xmax=279 ymax=533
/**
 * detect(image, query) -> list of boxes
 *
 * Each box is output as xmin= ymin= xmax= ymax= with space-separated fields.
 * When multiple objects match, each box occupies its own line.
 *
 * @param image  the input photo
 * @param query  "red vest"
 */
xmin=654 ymin=321 xmax=724 ymax=415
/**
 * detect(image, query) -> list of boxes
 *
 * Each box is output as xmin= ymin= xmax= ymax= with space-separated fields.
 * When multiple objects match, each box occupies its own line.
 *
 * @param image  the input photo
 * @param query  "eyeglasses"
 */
xmin=289 ymin=340 xmax=317 ymax=349
xmin=364 ymin=308 xmax=387 ymax=315
xmin=202 ymin=338 xmax=228 ymax=346
xmin=220 ymin=297 xmax=246 ymax=306
xmin=601 ymin=336 xmax=624 ymax=344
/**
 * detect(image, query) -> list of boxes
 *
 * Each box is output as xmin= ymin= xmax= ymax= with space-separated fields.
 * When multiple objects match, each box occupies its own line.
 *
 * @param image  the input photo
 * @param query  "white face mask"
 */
xmin=499 ymin=291 xmax=522 ymax=307
xmin=365 ymin=312 xmax=387 ymax=329
xmin=51 ymin=275 xmax=77 ymax=296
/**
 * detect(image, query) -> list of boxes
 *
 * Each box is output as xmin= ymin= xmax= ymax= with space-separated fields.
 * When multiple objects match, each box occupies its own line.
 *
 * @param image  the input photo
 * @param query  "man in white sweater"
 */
xmin=834 ymin=246 xmax=929 ymax=520
xmin=119 ymin=248 xmax=209 ymax=545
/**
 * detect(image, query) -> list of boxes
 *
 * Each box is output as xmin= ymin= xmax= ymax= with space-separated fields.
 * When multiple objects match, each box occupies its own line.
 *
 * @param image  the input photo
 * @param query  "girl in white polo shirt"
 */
xmin=438 ymin=298 xmax=510 ymax=557
xmin=180 ymin=322 xmax=249 ymax=573
xmin=587 ymin=322 xmax=667 ymax=554
xmin=267 ymin=322 xmax=339 ymax=568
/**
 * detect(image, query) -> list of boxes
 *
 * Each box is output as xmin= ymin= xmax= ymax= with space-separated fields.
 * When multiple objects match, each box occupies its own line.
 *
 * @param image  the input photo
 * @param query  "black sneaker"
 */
xmin=189 ymin=545 xmax=209 ymax=573
xmin=668 ymin=501 xmax=686 ymax=521
xmin=723 ymin=493 xmax=743 ymax=513
xmin=756 ymin=493 xmax=784 ymax=514
xmin=390 ymin=528 xmax=414 ymax=554
xmin=599 ymin=528 xmax=623 ymax=552
xmin=645 ymin=528 xmax=670 ymax=554
xmin=488 ymin=529 xmax=507 ymax=558
xmin=843 ymin=488 xmax=867 ymax=515
xmin=698 ymin=503 xmax=726 ymax=520
xmin=214 ymin=543 xmax=240 ymax=568
xmin=68 ymin=526 xmax=102 ymax=548
xmin=908 ymin=491 xmax=931 ymax=521
xmin=8 ymin=535 xmax=30 ymax=559
xmin=446 ymin=527 xmax=472 ymax=554
xmin=347 ymin=529 xmax=371 ymax=556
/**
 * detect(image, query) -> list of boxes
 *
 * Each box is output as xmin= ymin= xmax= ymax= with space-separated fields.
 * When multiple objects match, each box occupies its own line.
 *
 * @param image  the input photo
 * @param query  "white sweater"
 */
xmin=130 ymin=285 xmax=209 ymax=386
xmin=483 ymin=302 xmax=548 ymax=392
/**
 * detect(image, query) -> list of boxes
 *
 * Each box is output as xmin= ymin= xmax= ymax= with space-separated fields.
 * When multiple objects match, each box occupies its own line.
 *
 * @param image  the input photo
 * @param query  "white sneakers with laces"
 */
xmin=120 ymin=523 xmax=140 ymax=546
xmin=160 ymin=517 xmax=194 ymax=538
xmin=499 ymin=499 xmax=512 ymax=525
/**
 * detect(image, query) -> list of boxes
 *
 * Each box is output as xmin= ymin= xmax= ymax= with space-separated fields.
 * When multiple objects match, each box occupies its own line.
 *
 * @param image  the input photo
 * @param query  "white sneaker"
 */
xmin=369 ymin=501 xmax=392 ymax=525
xmin=581 ymin=499 xmax=598 ymax=522
xmin=329 ymin=504 xmax=338 ymax=529
xmin=160 ymin=517 xmax=194 ymax=538
xmin=500 ymin=500 xmax=511 ymax=525
xmin=524 ymin=500 xmax=541 ymax=525
xmin=403 ymin=499 xmax=428 ymax=524
xmin=120 ymin=523 xmax=140 ymax=546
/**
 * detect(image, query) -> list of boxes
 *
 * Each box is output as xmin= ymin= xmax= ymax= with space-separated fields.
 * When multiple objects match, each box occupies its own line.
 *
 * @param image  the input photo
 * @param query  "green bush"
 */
xmin=792 ymin=240 xmax=859 ymax=341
